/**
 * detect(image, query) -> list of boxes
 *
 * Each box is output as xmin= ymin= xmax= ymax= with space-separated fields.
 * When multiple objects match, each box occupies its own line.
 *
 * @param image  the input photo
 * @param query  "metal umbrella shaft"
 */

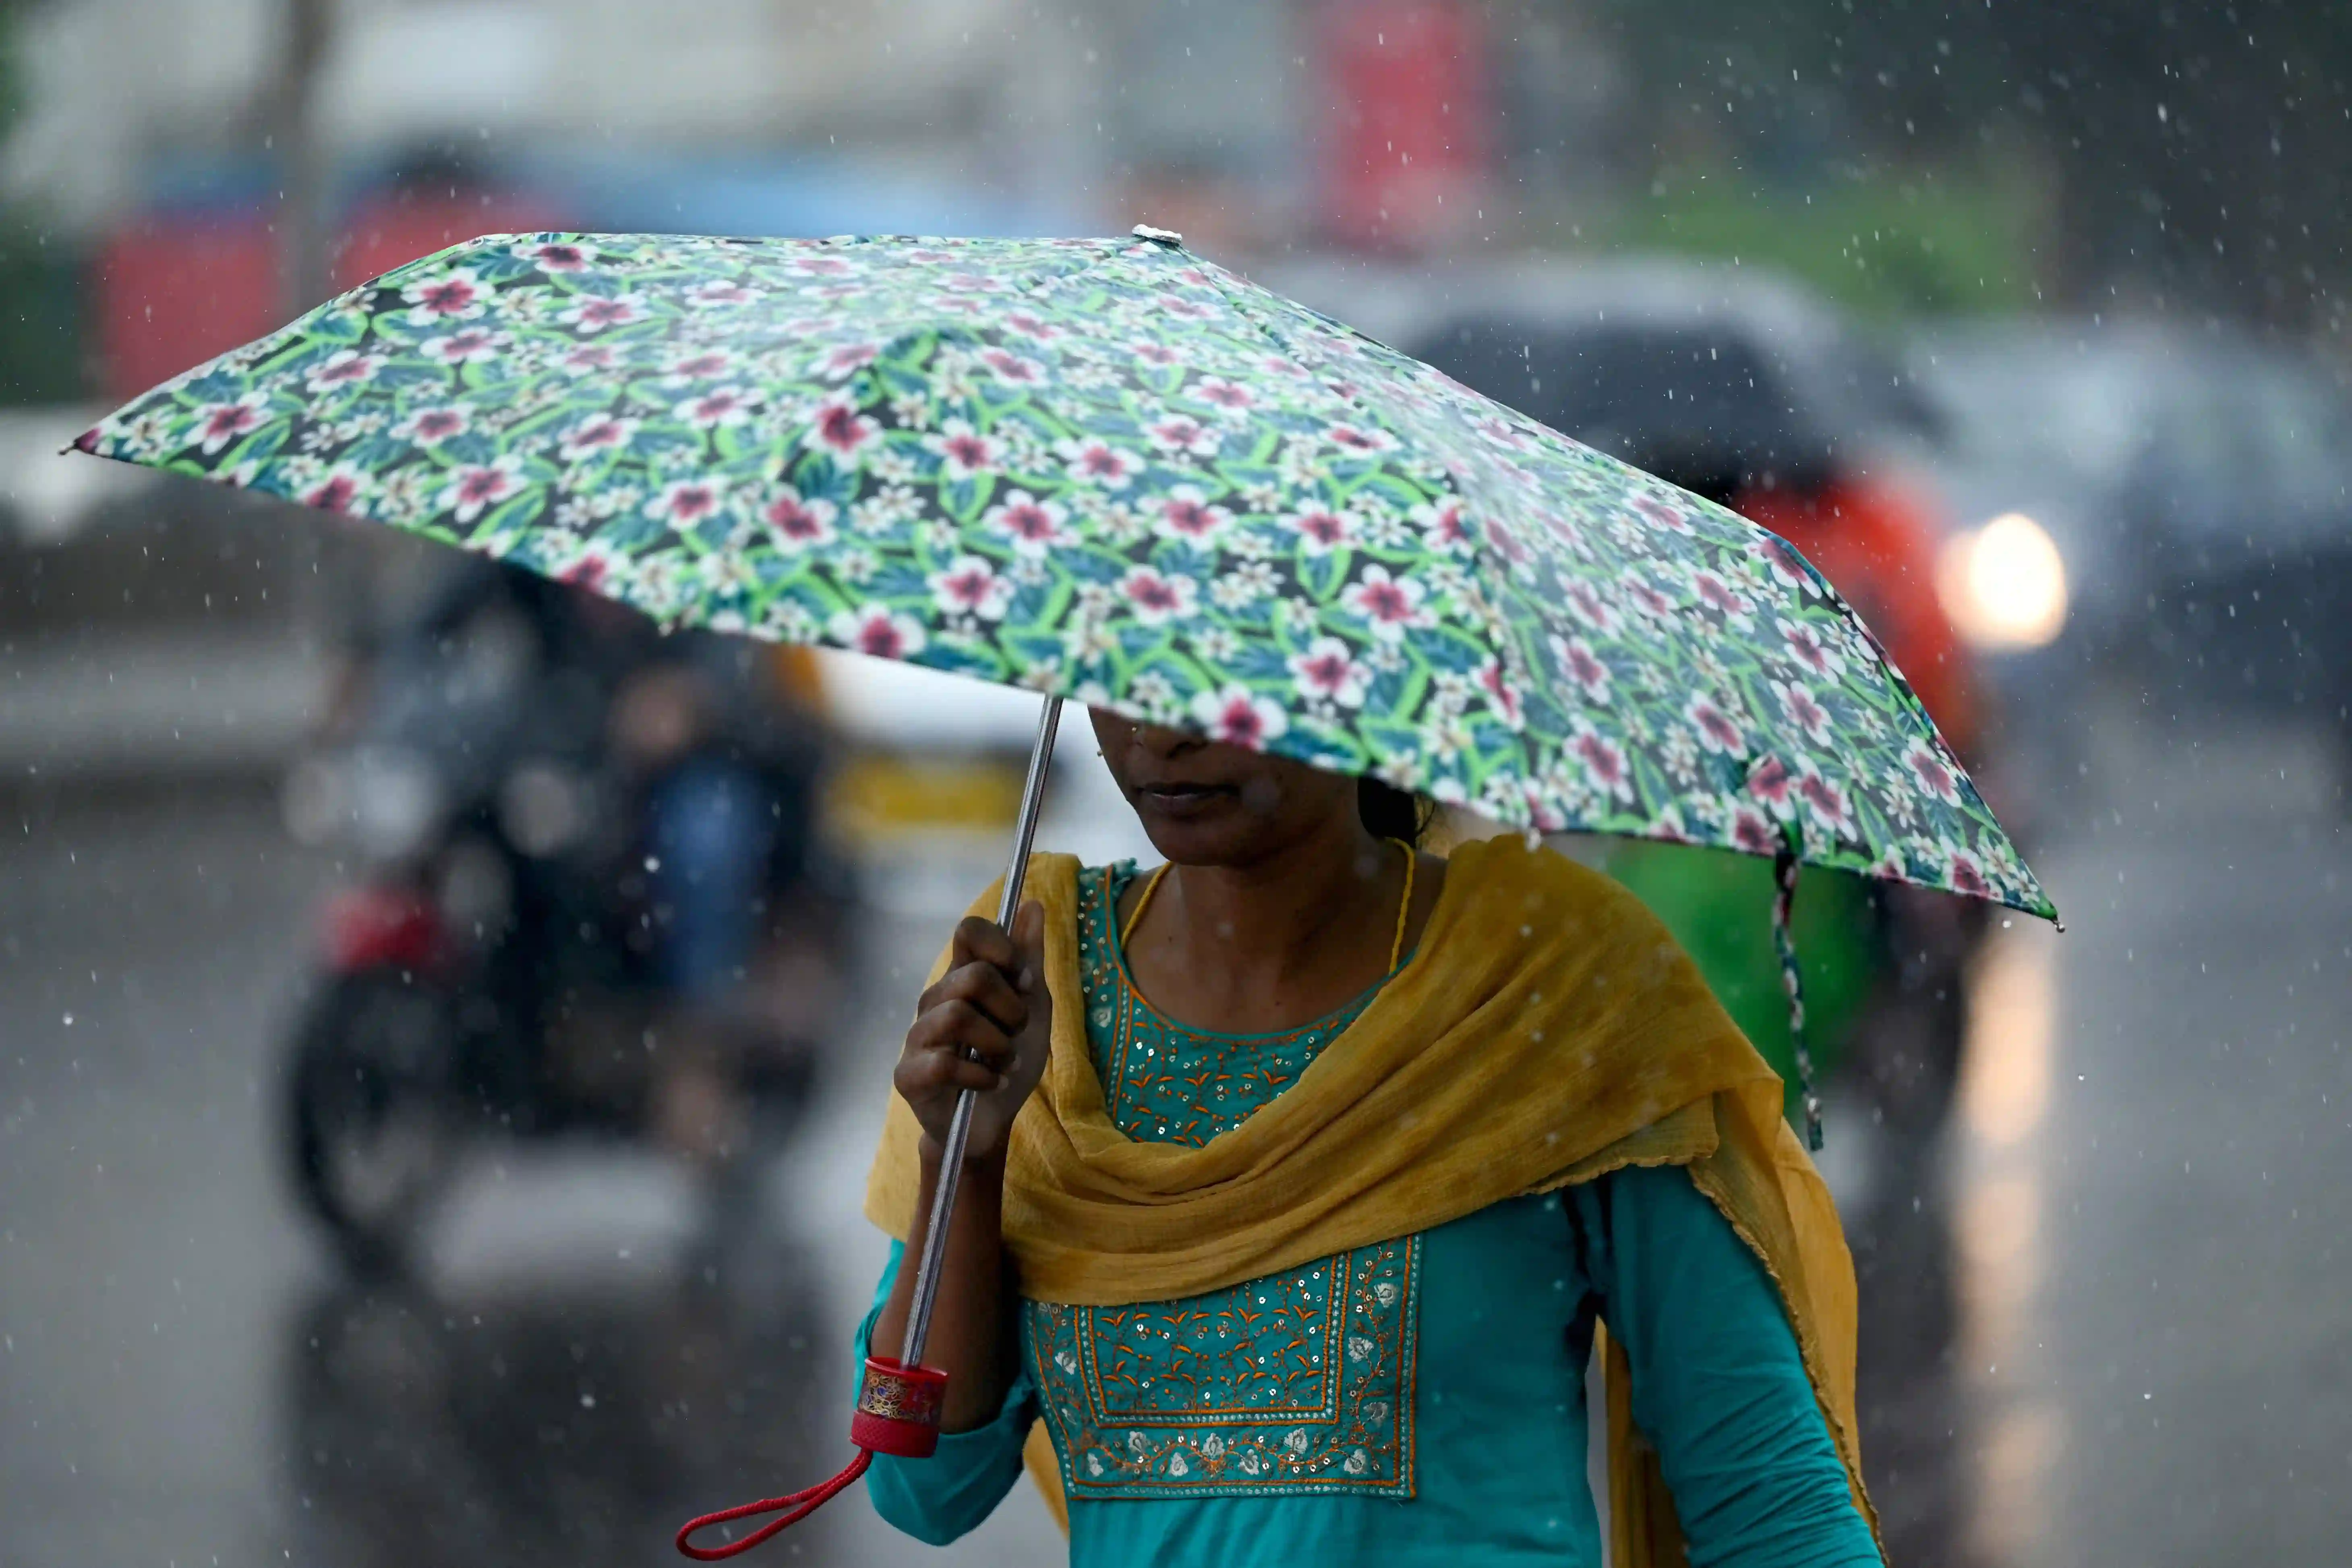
xmin=900 ymin=693 xmax=1062 ymax=1368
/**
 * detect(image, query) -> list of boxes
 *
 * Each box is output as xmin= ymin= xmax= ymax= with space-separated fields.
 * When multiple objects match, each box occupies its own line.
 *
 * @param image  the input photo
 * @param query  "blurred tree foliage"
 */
xmin=0 ymin=1 xmax=81 ymax=404
xmin=1608 ymin=162 xmax=2047 ymax=320
xmin=1588 ymin=0 xmax=2352 ymax=330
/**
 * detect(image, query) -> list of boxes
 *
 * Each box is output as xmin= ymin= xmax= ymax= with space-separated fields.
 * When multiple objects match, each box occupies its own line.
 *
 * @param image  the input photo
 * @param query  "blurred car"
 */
xmin=1262 ymin=253 xmax=1991 ymax=1132
xmin=1911 ymin=320 xmax=2352 ymax=793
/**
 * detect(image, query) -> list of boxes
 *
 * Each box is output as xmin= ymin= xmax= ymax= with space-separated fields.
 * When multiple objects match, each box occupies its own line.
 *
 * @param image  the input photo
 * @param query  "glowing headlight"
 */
xmin=1936 ymin=512 xmax=2068 ymax=651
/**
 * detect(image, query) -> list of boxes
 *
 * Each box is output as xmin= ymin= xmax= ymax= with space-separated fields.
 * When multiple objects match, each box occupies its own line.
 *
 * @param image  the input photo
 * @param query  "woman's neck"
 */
xmin=1127 ymin=818 xmax=1406 ymax=1034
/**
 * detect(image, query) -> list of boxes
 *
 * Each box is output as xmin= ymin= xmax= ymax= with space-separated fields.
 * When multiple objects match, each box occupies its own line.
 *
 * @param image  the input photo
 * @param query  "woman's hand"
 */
xmin=894 ymin=901 xmax=1053 ymax=1162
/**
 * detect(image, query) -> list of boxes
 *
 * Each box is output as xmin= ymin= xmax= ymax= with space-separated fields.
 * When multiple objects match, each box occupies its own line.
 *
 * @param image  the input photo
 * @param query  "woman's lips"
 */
xmin=1135 ymin=782 xmax=1238 ymax=820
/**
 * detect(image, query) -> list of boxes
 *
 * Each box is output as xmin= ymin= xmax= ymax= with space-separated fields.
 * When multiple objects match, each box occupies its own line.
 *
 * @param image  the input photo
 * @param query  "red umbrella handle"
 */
xmin=674 ymin=1358 xmax=947 ymax=1559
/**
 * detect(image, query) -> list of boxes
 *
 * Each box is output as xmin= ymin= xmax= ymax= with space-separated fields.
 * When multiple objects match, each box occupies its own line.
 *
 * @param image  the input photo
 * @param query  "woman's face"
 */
xmin=1090 ymin=709 xmax=1358 ymax=867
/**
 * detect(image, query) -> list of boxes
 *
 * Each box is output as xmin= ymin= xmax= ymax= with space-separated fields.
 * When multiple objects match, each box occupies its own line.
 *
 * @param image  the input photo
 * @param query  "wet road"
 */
xmin=1 ymin=702 xmax=2346 ymax=1567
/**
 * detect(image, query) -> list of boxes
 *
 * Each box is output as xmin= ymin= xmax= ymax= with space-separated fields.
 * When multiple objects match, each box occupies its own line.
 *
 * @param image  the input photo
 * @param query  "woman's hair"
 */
xmin=1356 ymin=775 xmax=1434 ymax=847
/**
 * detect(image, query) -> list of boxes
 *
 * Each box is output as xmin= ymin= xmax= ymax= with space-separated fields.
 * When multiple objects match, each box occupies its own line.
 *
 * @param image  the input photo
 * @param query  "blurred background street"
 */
xmin=2 ymin=2 xmax=2349 ymax=1565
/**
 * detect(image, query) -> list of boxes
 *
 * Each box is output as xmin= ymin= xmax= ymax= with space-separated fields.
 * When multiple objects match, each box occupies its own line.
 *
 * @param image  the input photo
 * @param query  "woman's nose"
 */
xmin=1133 ymin=723 xmax=1203 ymax=757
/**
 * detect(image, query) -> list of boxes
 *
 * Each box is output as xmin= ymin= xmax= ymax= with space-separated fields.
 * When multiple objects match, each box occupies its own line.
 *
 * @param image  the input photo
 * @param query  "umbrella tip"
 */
xmin=1131 ymin=223 xmax=1184 ymax=248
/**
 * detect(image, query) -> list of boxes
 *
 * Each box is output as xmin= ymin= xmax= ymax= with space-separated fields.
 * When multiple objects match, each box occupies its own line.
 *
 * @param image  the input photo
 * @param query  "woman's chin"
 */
xmin=1134 ymin=804 xmax=1257 ymax=866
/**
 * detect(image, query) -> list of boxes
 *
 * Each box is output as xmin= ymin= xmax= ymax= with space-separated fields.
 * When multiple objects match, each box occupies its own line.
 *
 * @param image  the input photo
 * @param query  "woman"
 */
xmin=856 ymin=712 xmax=1884 ymax=1566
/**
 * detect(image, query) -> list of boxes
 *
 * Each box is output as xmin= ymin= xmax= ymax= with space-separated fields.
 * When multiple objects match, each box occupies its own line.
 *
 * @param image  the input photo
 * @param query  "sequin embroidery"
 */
xmin=1027 ymin=864 xmax=1422 ymax=1501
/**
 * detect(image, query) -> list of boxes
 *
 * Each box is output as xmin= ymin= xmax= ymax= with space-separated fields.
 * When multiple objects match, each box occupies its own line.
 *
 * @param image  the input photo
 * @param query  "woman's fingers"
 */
xmin=1008 ymin=900 xmax=1047 ymax=1003
xmin=923 ymin=958 xmax=1029 ymax=1036
xmin=948 ymin=915 xmax=1017 ymax=976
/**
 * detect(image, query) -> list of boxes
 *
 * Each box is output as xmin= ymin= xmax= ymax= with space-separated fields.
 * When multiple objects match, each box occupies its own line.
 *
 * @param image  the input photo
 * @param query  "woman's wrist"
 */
xmin=917 ymin=1132 xmax=1009 ymax=1182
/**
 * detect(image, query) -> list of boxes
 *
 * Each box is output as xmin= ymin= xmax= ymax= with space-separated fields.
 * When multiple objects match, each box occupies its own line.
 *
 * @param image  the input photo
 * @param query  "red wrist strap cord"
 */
xmin=674 ymin=1357 xmax=948 ymax=1560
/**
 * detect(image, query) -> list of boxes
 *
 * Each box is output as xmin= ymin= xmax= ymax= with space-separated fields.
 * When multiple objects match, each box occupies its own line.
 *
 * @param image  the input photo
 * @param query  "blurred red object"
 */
xmin=321 ymin=885 xmax=446 ymax=975
xmin=94 ymin=189 xmax=566 ymax=400
xmin=94 ymin=216 xmax=280 ymax=402
xmin=1315 ymin=0 xmax=1490 ymax=251
xmin=334 ymin=188 xmax=567 ymax=292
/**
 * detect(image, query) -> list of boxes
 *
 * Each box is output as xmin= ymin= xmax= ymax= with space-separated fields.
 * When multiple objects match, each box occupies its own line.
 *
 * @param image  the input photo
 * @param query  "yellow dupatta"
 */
xmin=864 ymin=834 xmax=1880 ymax=1565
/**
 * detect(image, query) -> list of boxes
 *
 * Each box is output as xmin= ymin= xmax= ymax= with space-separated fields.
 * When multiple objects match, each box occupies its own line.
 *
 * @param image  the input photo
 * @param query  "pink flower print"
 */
xmin=422 ymin=326 xmax=508 ymax=365
xmin=1570 ymin=726 xmax=1635 ymax=802
xmin=1796 ymin=768 xmax=1857 ymax=840
xmin=560 ymin=344 xmax=618 ymax=375
xmin=1119 ymin=565 xmax=1199 ymax=625
xmin=439 ymin=456 xmax=527 ymax=524
xmin=1288 ymin=505 xmax=1352 ymax=556
xmin=1133 ymin=342 xmax=1180 ymax=369
xmin=393 ymin=404 xmax=469 ymax=447
xmin=762 ymin=489 xmax=838 ymax=549
xmin=1481 ymin=516 xmax=1532 ymax=567
xmin=1946 ymin=849 xmax=1990 ymax=899
xmin=1190 ymin=684 xmax=1288 ymax=748
xmin=662 ymin=348 xmax=735 ymax=384
xmin=526 ymin=241 xmax=590 ymax=272
xmin=1344 ymin=565 xmax=1434 ymax=643
xmin=1620 ymin=573 xmax=1675 ymax=623
xmin=194 ymin=395 xmax=268 ymax=454
xmin=980 ymin=348 xmax=1046 ymax=386
xmin=1524 ymin=786 xmax=1569 ymax=834
xmin=675 ymin=386 xmax=759 ymax=429
xmin=558 ymin=413 xmax=638 ymax=463
xmin=1563 ymin=580 xmax=1623 ymax=636
xmin=813 ymin=341 xmax=880 ymax=380
xmin=928 ymin=555 xmax=1014 ymax=621
xmin=1002 ymin=311 xmax=1062 ymax=342
xmin=1754 ymin=534 xmax=1819 ymax=595
xmin=1632 ymin=491 xmax=1695 ymax=533
xmin=1325 ymin=423 xmax=1398 ymax=457
xmin=829 ymin=604 xmax=927 ymax=661
xmin=1905 ymin=739 xmax=1963 ymax=805
xmin=402 ymin=268 xmax=484 ymax=325
xmin=1155 ymin=486 xmax=1232 ymax=547
xmin=1745 ymin=754 xmax=1798 ymax=818
xmin=1146 ymin=414 xmax=1221 ymax=458
xmin=1412 ymin=498 xmax=1474 ymax=555
xmin=690 ymin=280 xmax=754 ymax=308
xmin=562 ymin=294 xmax=645 ymax=333
xmin=1730 ymin=804 xmax=1781 ymax=856
xmin=1288 ymin=637 xmax=1370 ymax=708
xmin=925 ymin=420 xmax=999 ymax=482
xmin=651 ymin=477 xmax=727 ymax=530
xmin=1548 ymin=634 xmax=1611 ymax=704
xmin=792 ymin=254 xmax=855 ymax=277
xmin=813 ymin=396 xmax=880 ymax=460
xmin=1686 ymin=694 xmax=1746 ymax=756
xmin=984 ymin=489 xmax=1068 ymax=557
xmin=1192 ymin=377 xmax=1255 ymax=416
xmin=557 ymin=546 xmax=618 ymax=591
xmin=1691 ymin=569 xmax=1754 ymax=623
xmin=1476 ymin=659 xmax=1526 ymax=729
xmin=301 ymin=465 xmax=368 ymax=512
xmin=1260 ymin=352 xmax=1310 ymax=380
xmin=1057 ymin=438 xmax=1139 ymax=490
xmin=1778 ymin=617 xmax=1845 ymax=679
xmin=1473 ymin=414 xmax=1530 ymax=451
xmin=1771 ymin=679 xmax=1834 ymax=746
xmin=305 ymin=350 xmax=381 ymax=392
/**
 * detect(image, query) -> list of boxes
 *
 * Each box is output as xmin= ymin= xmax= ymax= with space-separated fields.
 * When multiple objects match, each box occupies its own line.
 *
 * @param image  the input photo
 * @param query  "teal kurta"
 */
xmin=861 ymin=863 xmax=1879 ymax=1566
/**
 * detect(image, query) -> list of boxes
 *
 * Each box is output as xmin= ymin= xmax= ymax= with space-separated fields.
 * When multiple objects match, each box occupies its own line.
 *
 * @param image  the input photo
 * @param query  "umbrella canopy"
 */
xmin=74 ymin=228 xmax=2051 ymax=920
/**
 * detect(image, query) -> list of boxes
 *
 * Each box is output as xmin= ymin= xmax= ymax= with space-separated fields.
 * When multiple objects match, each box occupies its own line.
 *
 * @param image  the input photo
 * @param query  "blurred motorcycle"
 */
xmin=279 ymin=557 xmax=853 ymax=1273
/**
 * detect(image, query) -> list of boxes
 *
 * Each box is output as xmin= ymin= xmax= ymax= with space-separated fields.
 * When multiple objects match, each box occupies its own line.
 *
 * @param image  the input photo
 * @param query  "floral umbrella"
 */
xmin=75 ymin=225 xmax=2054 ymax=1556
xmin=74 ymin=227 xmax=2051 ymax=925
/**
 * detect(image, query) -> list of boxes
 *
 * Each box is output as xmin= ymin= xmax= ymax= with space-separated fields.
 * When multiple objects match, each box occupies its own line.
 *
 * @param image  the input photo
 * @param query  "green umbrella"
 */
xmin=73 ymin=225 xmax=2051 ymax=1555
